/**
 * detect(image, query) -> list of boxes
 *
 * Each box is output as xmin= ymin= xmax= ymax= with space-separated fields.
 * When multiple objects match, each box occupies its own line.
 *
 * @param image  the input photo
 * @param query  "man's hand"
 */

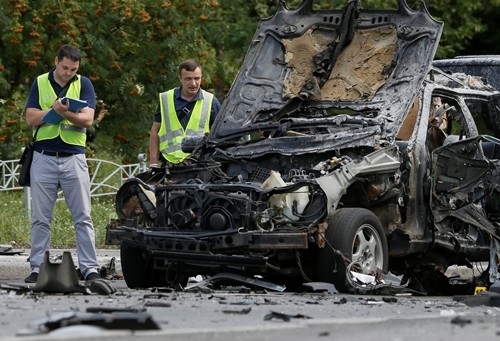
xmin=53 ymin=98 xmax=70 ymax=115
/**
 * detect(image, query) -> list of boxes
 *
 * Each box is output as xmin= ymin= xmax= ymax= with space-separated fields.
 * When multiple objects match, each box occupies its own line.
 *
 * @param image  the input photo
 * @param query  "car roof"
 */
xmin=433 ymin=55 xmax=500 ymax=90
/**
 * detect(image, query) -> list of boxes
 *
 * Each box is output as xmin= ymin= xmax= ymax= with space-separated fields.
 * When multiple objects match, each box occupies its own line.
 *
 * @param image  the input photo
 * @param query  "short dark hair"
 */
xmin=57 ymin=44 xmax=81 ymax=62
xmin=179 ymin=59 xmax=201 ymax=75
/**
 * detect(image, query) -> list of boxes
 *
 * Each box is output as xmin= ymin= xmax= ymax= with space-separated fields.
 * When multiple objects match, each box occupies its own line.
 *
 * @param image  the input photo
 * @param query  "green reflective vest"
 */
xmin=35 ymin=73 xmax=86 ymax=146
xmin=158 ymin=89 xmax=213 ymax=164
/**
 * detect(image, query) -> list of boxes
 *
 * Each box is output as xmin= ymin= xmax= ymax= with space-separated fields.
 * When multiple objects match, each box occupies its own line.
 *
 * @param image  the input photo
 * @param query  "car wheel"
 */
xmin=120 ymin=241 xmax=154 ymax=289
xmin=317 ymin=207 xmax=388 ymax=293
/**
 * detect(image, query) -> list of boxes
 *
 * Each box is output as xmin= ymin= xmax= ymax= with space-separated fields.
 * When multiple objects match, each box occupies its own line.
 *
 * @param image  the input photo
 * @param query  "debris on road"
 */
xmin=0 ymin=244 xmax=24 ymax=256
xmin=264 ymin=311 xmax=312 ymax=322
xmin=16 ymin=311 xmax=160 ymax=337
xmin=31 ymin=251 xmax=117 ymax=295
xmin=185 ymin=272 xmax=286 ymax=292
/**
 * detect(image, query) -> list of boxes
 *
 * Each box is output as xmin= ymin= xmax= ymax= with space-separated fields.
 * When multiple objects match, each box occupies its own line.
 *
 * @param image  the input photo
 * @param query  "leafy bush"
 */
xmin=0 ymin=0 xmax=223 ymax=163
xmin=0 ymin=90 xmax=32 ymax=160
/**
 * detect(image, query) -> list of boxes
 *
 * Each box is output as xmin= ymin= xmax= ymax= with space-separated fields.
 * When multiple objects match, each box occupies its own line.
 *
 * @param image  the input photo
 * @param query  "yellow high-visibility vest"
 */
xmin=158 ymin=89 xmax=213 ymax=163
xmin=36 ymin=73 xmax=86 ymax=146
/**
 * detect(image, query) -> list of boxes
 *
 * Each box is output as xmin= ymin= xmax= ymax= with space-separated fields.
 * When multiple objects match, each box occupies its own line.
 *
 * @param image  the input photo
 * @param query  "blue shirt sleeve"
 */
xmin=79 ymin=76 xmax=96 ymax=109
xmin=25 ymin=79 xmax=41 ymax=110
xmin=154 ymin=104 xmax=161 ymax=123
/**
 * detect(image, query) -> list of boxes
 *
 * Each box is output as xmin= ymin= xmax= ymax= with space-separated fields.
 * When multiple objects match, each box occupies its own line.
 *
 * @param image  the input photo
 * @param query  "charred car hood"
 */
xmin=209 ymin=0 xmax=442 ymax=148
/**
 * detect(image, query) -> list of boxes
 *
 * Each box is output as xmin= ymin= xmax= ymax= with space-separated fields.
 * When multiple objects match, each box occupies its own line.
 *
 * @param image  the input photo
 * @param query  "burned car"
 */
xmin=107 ymin=0 xmax=500 ymax=294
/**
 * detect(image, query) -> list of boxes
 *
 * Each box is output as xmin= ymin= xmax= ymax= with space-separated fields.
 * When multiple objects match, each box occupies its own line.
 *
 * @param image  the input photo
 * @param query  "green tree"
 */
xmin=413 ymin=0 xmax=485 ymax=58
xmin=0 ymin=0 xmax=221 ymax=161
xmin=462 ymin=0 xmax=500 ymax=55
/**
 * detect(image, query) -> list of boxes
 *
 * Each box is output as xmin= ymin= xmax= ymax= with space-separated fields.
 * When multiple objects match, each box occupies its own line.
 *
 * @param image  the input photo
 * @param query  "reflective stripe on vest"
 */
xmin=158 ymin=89 xmax=214 ymax=163
xmin=36 ymin=73 xmax=86 ymax=146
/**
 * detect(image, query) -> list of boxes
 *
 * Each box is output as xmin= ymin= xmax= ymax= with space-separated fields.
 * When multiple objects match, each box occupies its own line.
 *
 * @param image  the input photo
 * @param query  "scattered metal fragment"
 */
xmin=345 ymin=262 xmax=424 ymax=295
xmin=213 ymin=273 xmax=286 ymax=292
xmin=0 ymin=244 xmax=24 ymax=255
xmin=264 ymin=311 xmax=312 ymax=322
xmin=86 ymin=307 xmax=146 ymax=313
xmin=99 ymin=256 xmax=122 ymax=279
xmin=221 ymin=307 xmax=252 ymax=315
xmin=16 ymin=311 xmax=160 ymax=336
xmin=185 ymin=272 xmax=286 ymax=292
xmin=0 ymin=283 xmax=32 ymax=295
xmin=228 ymin=301 xmax=251 ymax=306
xmin=144 ymin=300 xmax=172 ymax=308
xmin=151 ymin=287 xmax=175 ymax=293
xmin=184 ymin=284 xmax=213 ymax=294
xmin=299 ymin=282 xmax=338 ymax=294
xmin=450 ymin=316 xmax=472 ymax=327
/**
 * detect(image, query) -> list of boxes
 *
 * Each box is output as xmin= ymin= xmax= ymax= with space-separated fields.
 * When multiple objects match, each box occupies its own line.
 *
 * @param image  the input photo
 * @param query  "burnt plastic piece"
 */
xmin=86 ymin=278 xmax=117 ymax=295
xmin=204 ymin=272 xmax=286 ymax=292
xmin=299 ymin=282 xmax=338 ymax=294
xmin=0 ymin=283 xmax=32 ymax=295
xmin=32 ymin=251 xmax=88 ymax=294
xmin=0 ymin=244 xmax=24 ymax=255
xmin=264 ymin=311 xmax=312 ymax=322
xmin=36 ymin=311 xmax=160 ymax=333
xmin=99 ymin=256 xmax=119 ymax=279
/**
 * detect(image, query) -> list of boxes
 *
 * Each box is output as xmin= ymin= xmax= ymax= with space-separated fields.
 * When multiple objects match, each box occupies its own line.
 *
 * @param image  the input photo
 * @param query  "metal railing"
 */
xmin=0 ymin=153 xmax=147 ymax=216
xmin=87 ymin=154 xmax=147 ymax=197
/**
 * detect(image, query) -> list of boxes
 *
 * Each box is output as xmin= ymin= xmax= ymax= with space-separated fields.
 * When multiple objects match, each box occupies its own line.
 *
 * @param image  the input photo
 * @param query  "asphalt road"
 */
xmin=1 ymin=249 xmax=500 ymax=341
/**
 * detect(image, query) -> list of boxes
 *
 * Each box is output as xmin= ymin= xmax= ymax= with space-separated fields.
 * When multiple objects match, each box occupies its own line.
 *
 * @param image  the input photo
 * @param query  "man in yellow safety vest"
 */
xmin=23 ymin=44 xmax=101 ymax=284
xmin=149 ymin=59 xmax=221 ymax=167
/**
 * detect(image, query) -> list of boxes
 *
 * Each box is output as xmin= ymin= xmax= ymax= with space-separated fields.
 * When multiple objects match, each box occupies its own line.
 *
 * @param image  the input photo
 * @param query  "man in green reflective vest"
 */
xmin=149 ymin=59 xmax=221 ymax=166
xmin=23 ymin=44 xmax=100 ymax=284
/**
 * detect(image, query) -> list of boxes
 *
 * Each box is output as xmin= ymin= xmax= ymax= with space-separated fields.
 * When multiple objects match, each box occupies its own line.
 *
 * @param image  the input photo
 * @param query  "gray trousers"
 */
xmin=29 ymin=151 xmax=99 ymax=278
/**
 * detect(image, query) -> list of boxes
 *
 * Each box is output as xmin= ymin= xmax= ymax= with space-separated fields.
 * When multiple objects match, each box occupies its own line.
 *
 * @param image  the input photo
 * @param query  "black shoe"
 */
xmin=24 ymin=272 xmax=38 ymax=283
xmin=85 ymin=272 xmax=101 ymax=282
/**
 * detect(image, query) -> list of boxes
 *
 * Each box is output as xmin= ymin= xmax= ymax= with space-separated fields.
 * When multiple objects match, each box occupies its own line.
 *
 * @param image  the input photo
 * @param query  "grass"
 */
xmin=0 ymin=191 xmax=31 ymax=246
xmin=0 ymin=190 xmax=118 ymax=248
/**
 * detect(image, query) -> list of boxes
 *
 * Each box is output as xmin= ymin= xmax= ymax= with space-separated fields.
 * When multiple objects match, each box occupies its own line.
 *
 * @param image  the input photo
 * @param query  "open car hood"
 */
xmin=209 ymin=0 xmax=443 ymax=144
